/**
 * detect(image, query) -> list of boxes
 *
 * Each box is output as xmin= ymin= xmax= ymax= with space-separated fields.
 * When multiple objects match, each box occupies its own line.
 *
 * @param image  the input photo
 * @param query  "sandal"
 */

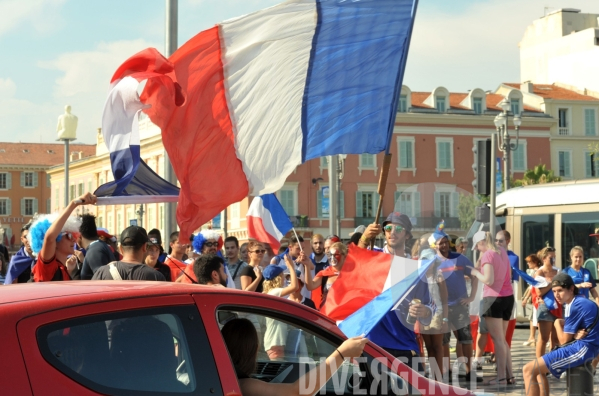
xmin=507 ymin=377 xmax=517 ymax=386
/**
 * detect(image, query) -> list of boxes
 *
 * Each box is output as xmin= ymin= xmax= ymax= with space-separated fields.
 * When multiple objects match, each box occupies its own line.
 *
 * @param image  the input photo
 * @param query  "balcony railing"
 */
xmin=558 ymin=127 xmax=570 ymax=136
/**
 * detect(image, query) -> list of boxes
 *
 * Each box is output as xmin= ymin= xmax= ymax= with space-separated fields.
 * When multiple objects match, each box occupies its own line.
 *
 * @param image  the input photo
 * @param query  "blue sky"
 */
xmin=0 ymin=0 xmax=597 ymax=144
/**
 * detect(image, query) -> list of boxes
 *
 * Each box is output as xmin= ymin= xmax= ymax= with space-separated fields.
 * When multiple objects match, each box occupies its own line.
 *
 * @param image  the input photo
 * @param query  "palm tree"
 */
xmin=512 ymin=164 xmax=561 ymax=187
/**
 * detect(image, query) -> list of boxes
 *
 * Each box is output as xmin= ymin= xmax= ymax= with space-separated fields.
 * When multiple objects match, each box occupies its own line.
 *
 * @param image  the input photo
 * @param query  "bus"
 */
xmin=495 ymin=178 xmax=599 ymax=298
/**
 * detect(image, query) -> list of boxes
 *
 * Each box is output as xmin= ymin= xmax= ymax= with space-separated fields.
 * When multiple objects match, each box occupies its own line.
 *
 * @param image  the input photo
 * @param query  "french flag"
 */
xmin=247 ymin=194 xmax=293 ymax=251
xmin=104 ymin=0 xmax=418 ymax=238
xmin=322 ymin=245 xmax=436 ymax=337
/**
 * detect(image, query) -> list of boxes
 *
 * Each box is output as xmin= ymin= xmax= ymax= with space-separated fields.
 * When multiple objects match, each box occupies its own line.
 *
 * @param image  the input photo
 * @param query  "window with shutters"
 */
xmin=23 ymin=172 xmax=34 ymax=187
xmin=434 ymin=190 xmax=458 ymax=218
xmin=46 ymin=198 xmax=51 ymax=212
xmin=473 ymin=97 xmax=483 ymax=115
xmin=584 ymin=152 xmax=599 ymax=178
xmin=358 ymin=154 xmax=378 ymax=176
xmin=0 ymin=198 xmax=9 ymax=215
xmin=436 ymin=96 xmax=446 ymax=113
xmin=585 ymin=109 xmax=597 ymax=136
xmin=356 ymin=191 xmax=378 ymax=218
xmin=398 ymin=95 xmax=408 ymax=113
xmin=78 ymin=183 xmax=84 ymax=196
xmin=0 ymin=173 xmax=7 ymax=190
xmin=279 ymin=190 xmax=296 ymax=215
xmin=396 ymin=137 xmax=416 ymax=176
xmin=316 ymin=189 xmax=344 ymax=218
xmin=510 ymin=99 xmax=520 ymax=116
xmin=435 ymin=138 xmax=454 ymax=176
xmin=394 ymin=191 xmax=421 ymax=218
xmin=511 ymin=140 xmax=527 ymax=172
xmin=23 ymin=198 xmax=36 ymax=216
xmin=558 ymin=150 xmax=572 ymax=178
xmin=70 ymin=185 xmax=76 ymax=200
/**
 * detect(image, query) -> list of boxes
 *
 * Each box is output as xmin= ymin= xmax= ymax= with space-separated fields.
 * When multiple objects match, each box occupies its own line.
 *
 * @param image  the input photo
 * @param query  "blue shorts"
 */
xmin=542 ymin=341 xmax=596 ymax=378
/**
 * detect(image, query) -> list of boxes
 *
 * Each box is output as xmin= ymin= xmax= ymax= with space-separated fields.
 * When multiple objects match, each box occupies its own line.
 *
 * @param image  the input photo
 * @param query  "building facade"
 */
xmin=0 ymin=142 xmax=95 ymax=250
xmin=520 ymin=8 xmax=599 ymax=93
xmin=49 ymin=86 xmax=554 ymax=245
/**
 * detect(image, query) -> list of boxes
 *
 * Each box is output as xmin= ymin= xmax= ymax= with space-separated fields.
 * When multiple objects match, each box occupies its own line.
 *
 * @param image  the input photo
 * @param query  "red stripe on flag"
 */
xmin=321 ymin=245 xmax=392 ymax=321
xmin=247 ymin=216 xmax=282 ymax=251
xmin=141 ymin=27 xmax=249 ymax=239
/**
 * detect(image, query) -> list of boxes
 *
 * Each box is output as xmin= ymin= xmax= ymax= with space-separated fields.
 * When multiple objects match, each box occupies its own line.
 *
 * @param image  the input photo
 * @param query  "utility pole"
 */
xmin=489 ymin=133 xmax=497 ymax=235
xmin=164 ymin=0 xmax=178 ymax=239
xmin=328 ymin=155 xmax=338 ymax=237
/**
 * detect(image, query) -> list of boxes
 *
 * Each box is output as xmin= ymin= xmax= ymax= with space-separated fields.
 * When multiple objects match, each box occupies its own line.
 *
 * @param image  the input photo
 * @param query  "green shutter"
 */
xmin=6 ymin=199 xmax=11 ymax=216
xmin=317 ymin=190 xmax=322 ymax=217
xmin=451 ymin=192 xmax=459 ymax=217
xmin=20 ymin=198 xmax=25 ymax=216
xmin=46 ymin=198 xmax=51 ymax=212
xmin=33 ymin=172 xmax=38 ymax=187
xmin=565 ymin=152 xmax=571 ymax=177
xmin=399 ymin=142 xmax=407 ymax=168
xmin=394 ymin=191 xmax=401 ymax=212
xmin=20 ymin=172 xmax=25 ymax=187
xmin=33 ymin=199 xmax=38 ymax=214
xmin=414 ymin=192 xmax=421 ymax=217
xmin=407 ymin=142 xmax=413 ymax=168
xmin=434 ymin=192 xmax=440 ymax=217
xmin=585 ymin=109 xmax=596 ymax=136
xmin=356 ymin=192 xmax=363 ymax=217
xmin=6 ymin=173 xmax=11 ymax=190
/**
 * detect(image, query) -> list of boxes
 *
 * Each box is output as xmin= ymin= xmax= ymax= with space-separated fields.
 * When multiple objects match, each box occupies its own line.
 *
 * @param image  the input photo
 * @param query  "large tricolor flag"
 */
xmin=247 ymin=194 xmax=293 ymax=251
xmin=104 ymin=0 xmax=418 ymax=238
xmin=322 ymin=245 xmax=436 ymax=337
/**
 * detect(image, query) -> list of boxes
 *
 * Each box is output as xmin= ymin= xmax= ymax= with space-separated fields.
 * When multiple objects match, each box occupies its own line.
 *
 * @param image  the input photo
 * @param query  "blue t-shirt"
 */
xmin=563 ymin=267 xmax=597 ymax=299
xmin=508 ymin=250 xmax=520 ymax=282
xmin=368 ymin=277 xmax=432 ymax=351
xmin=437 ymin=252 xmax=473 ymax=306
xmin=564 ymin=296 xmax=599 ymax=350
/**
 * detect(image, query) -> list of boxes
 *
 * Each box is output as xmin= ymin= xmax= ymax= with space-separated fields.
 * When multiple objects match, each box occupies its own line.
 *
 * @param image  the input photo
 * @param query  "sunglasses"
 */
xmin=251 ymin=249 xmax=266 ymax=254
xmin=204 ymin=242 xmax=219 ymax=248
xmin=495 ymin=239 xmax=505 ymax=243
xmin=59 ymin=232 xmax=74 ymax=241
xmin=384 ymin=225 xmax=404 ymax=233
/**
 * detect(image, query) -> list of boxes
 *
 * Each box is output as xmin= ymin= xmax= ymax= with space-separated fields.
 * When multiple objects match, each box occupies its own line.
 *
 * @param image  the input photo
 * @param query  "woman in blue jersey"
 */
xmin=563 ymin=246 xmax=599 ymax=304
xmin=523 ymin=273 xmax=599 ymax=396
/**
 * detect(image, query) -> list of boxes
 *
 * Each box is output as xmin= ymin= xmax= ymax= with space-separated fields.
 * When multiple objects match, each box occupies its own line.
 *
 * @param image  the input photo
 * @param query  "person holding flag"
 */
xmin=303 ymin=242 xmax=347 ymax=309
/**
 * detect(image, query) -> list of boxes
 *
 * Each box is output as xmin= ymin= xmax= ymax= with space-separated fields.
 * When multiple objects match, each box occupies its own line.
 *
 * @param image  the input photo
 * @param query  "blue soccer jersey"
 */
xmin=563 ymin=267 xmax=596 ymax=299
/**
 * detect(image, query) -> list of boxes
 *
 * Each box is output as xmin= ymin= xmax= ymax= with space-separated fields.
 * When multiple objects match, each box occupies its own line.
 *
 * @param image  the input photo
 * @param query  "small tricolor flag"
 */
xmin=247 ymin=194 xmax=293 ymax=251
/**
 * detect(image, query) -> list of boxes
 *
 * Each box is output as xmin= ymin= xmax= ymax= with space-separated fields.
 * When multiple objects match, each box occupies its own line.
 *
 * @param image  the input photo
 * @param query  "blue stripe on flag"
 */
xmin=261 ymin=194 xmax=293 ymax=235
xmin=513 ymin=267 xmax=558 ymax=309
xmin=108 ymin=145 xmax=140 ymax=195
xmin=339 ymin=256 xmax=435 ymax=338
xmin=512 ymin=267 xmax=540 ymax=286
xmin=301 ymin=0 xmax=416 ymax=161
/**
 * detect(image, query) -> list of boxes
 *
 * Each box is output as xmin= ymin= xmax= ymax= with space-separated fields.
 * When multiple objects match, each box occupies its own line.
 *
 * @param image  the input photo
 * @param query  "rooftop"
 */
xmin=409 ymin=91 xmax=543 ymax=113
xmin=0 ymin=142 xmax=96 ymax=167
xmin=505 ymin=83 xmax=599 ymax=102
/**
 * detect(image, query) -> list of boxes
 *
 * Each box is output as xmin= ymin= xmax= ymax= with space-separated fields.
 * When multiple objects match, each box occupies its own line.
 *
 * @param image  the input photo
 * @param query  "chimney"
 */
xmin=521 ymin=81 xmax=534 ymax=93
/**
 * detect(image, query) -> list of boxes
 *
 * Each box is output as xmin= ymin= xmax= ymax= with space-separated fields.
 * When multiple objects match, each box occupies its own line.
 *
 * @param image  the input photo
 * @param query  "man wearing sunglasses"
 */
xmin=358 ymin=212 xmax=412 ymax=257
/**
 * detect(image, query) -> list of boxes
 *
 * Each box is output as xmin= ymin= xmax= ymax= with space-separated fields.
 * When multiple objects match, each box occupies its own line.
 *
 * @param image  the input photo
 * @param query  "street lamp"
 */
xmin=493 ymin=99 xmax=522 ymax=191
xmin=56 ymin=105 xmax=78 ymax=208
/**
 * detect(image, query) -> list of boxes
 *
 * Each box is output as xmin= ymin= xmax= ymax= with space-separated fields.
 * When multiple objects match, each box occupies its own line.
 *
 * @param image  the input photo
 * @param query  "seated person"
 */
xmin=221 ymin=318 xmax=367 ymax=396
xmin=523 ymin=273 xmax=599 ymax=396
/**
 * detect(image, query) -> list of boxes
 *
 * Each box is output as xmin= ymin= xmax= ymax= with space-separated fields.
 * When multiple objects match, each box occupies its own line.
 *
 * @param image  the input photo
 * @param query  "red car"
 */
xmin=1 ymin=282 xmax=472 ymax=395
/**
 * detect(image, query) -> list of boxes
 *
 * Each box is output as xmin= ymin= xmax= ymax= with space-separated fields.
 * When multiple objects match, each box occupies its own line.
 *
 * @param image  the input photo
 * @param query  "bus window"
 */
xmin=562 ymin=213 xmax=599 ymax=264
xmin=522 ymin=215 xmax=555 ymax=259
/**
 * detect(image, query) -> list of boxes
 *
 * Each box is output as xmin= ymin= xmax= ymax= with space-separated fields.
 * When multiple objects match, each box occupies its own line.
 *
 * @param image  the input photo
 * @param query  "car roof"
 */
xmin=0 ymin=281 xmax=227 ymax=305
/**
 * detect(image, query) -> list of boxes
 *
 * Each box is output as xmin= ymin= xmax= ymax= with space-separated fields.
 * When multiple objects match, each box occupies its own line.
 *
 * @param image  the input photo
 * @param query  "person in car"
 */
xmin=222 ymin=317 xmax=368 ymax=396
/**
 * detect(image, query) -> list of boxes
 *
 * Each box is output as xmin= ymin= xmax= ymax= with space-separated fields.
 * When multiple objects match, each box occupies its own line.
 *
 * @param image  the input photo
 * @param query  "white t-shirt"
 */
xmin=264 ymin=288 xmax=288 ymax=350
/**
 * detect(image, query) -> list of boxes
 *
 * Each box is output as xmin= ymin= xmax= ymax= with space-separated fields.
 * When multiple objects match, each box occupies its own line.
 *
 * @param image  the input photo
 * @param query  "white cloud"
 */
xmin=404 ymin=1 xmax=599 ymax=92
xmin=0 ymin=78 xmax=17 ymax=99
xmin=0 ymin=0 xmax=66 ymax=37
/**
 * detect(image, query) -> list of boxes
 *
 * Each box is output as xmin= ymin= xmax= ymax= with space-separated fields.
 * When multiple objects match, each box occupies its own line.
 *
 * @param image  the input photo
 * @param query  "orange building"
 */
xmin=0 ymin=142 xmax=95 ymax=250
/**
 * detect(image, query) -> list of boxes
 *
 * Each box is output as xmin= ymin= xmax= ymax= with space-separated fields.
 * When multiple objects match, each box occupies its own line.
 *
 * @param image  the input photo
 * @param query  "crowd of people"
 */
xmin=1 ymin=192 xmax=598 ymax=395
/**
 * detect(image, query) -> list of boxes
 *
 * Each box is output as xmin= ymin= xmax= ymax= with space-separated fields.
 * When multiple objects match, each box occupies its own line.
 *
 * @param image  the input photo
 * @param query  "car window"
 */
xmin=37 ymin=306 xmax=222 ymax=396
xmin=218 ymin=309 xmax=366 ymax=394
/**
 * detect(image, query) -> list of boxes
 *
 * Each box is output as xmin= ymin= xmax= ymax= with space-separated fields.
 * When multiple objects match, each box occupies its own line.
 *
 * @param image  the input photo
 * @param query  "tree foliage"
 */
xmin=512 ymin=164 xmax=561 ymax=187
xmin=457 ymin=193 xmax=485 ymax=230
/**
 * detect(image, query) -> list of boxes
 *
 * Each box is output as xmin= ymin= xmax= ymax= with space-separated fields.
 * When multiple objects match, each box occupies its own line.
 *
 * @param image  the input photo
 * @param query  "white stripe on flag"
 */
xmin=220 ymin=1 xmax=317 ymax=195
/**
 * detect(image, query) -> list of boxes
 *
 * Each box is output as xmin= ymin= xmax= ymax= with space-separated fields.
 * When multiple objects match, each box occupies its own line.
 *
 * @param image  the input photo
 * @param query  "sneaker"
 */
xmin=450 ymin=346 xmax=457 ymax=353
xmin=560 ymin=372 xmax=567 ymax=379
xmin=472 ymin=359 xmax=483 ymax=371
xmin=523 ymin=340 xmax=536 ymax=346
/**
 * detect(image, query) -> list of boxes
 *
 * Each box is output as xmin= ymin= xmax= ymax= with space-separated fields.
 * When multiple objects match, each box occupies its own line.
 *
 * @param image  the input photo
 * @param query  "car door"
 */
xmin=18 ymin=294 xmax=223 ymax=396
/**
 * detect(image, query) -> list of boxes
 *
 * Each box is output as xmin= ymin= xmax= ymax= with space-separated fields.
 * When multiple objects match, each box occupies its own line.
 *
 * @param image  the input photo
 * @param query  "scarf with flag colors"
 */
xmin=102 ymin=0 xmax=418 ymax=238
xmin=321 ymin=245 xmax=437 ymax=338
xmin=247 ymin=194 xmax=293 ymax=251
xmin=512 ymin=266 xmax=561 ymax=314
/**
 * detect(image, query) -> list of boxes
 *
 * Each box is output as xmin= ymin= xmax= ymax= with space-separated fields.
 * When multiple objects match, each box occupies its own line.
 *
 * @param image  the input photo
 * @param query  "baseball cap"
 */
xmin=147 ymin=237 xmax=160 ymax=248
xmin=148 ymin=229 xmax=163 ymax=245
xmin=263 ymin=265 xmax=285 ymax=280
xmin=350 ymin=225 xmax=366 ymax=237
xmin=471 ymin=231 xmax=486 ymax=251
xmin=382 ymin=212 xmax=412 ymax=234
xmin=551 ymin=273 xmax=577 ymax=292
xmin=120 ymin=226 xmax=149 ymax=247
xmin=589 ymin=227 xmax=599 ymax=237
xmin=97 ymin=227 xmax=114 ymax=240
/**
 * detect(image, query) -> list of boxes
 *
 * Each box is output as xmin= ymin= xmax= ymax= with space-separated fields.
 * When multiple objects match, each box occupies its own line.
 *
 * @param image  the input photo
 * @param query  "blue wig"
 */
xmin=29 ymin=218 xmax=52 ymax=254
xmin=192 ymin=233 xmax=206 ymax=254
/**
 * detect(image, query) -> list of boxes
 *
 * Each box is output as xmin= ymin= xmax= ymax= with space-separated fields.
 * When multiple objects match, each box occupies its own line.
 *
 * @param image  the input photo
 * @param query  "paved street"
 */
xmin=446 ymin=327 xmax=590 ymax=396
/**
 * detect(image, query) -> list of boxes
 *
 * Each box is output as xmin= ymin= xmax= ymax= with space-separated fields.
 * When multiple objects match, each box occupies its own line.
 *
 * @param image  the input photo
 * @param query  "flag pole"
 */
xmin=291 ymin=227 xmax=304 ymax=253
xmin=370 ymin=0 xmax=419 ymax=249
